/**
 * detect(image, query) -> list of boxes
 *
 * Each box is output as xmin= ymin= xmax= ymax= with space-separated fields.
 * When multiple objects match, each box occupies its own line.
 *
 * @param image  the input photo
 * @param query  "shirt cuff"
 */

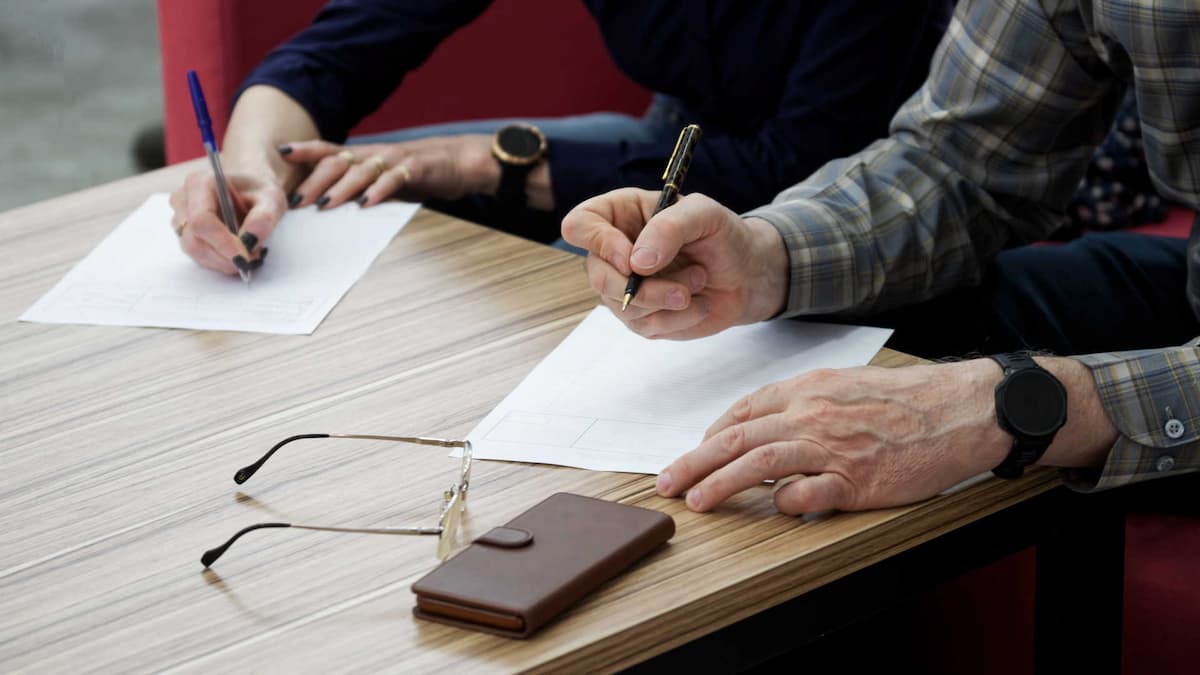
xmin=744 ymin=199 xmax=862 ymax=317
xmin=1061 ymin=340 xmax=1200 ymax=492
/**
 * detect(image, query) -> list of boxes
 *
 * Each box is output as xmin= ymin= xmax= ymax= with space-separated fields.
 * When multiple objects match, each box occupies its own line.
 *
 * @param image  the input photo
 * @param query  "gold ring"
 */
xmin=173 ymin=217 xmax=188 ymax=237
xmin=367 ymin=155 xmax=387 ymax=178
xmin=337 ymin=150 xmax=356 ymax=164
xmin=397 ymin=164 xmax=412 ymax=183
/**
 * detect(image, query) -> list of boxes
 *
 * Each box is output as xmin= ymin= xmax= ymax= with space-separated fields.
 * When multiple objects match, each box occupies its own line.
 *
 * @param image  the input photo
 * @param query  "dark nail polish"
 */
xmin=232 ymin=255 xmax=251 ymax=272
xmin=259 ymin=247 xmax=269 ymax=261
xmin=249 ymin=257 xmax=264 ymax=270
xmin=277 ymin=144 xmax=293 ymax=156
xmin=356 ymin=195 xmax=368 ymax=206
xmin=240 ymin=232 xmax=258 ymax=251
xmin=288 ymin=193 xmax=302 ymax=208
xmin=316 ymin=194 xmax=330 ymax=208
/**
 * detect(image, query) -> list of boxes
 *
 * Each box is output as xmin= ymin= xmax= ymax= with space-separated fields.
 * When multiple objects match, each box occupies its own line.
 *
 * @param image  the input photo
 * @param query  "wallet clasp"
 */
xmin=474 ymin=527 xmax=533 ymax=548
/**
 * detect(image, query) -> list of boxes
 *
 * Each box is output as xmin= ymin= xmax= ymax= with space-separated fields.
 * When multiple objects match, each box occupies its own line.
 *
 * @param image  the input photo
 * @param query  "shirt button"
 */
xmin=1164 ymin=418 xmax=1185 ymax=439
xmin=1155 ymin=455 xmax=1176 ymax=472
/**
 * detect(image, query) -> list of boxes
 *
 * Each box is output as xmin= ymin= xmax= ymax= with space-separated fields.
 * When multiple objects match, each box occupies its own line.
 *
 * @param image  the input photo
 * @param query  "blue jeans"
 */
xmin=350 ymin=96 xmax=684 ymax=249
xmin=870 ymin=232 xmax=1196 ymax=357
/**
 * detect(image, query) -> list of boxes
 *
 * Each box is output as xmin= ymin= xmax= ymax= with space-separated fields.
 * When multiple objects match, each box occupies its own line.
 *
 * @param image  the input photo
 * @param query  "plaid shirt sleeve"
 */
xmin=1062 ymin=338 xmax=1200 ymax=491
xmin=745 ymin=0 xmax=1124 ymax=317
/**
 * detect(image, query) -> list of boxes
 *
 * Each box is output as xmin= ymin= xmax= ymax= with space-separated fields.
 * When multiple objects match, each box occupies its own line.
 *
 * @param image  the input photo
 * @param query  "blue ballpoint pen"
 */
xmin=186 ymin=69 xmax=251 ymax=284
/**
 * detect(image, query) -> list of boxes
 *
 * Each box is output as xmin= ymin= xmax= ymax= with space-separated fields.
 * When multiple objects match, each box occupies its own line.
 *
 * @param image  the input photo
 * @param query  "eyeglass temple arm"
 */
xmin=200 ymin=521 xmax=444 ymax=568
xmin=234 ymin=434 xmax=469 ymax=484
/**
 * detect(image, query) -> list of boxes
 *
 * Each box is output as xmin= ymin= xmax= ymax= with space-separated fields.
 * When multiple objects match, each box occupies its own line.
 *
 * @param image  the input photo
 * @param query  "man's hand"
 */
xmin=168 ymin=168 xmax=283 ymax=275
xmin=278 ymin=135 xmax=503 ymax=209
xmin=561 ymin=189 xmax=790 ymax=340
xmin=656 ymin=357 xmax=1118 ymax=514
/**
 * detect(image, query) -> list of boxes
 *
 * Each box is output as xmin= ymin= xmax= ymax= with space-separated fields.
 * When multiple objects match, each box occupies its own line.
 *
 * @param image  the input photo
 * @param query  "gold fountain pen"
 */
xmin=621 ymin=123 xmax=702 ymax=311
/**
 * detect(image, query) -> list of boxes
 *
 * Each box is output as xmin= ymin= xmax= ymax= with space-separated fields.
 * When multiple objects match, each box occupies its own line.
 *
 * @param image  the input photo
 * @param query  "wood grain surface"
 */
xmin=0 ymin=162 xmax=1059 ymax=673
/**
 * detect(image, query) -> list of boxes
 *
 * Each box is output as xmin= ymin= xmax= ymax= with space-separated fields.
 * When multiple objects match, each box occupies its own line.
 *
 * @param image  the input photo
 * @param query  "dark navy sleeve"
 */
xmin=238 ymin=0 xmax=492 ymax=142
xmin=550 ymin=1 xmax=950 ymax=216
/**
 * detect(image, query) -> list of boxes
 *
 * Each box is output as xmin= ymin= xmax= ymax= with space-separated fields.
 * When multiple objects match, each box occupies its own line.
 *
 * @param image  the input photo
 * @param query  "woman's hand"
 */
xmin=168 ymin=168 xmax=284 ymax=275
xmin=278 ymin=135 xmax=502 ymax=209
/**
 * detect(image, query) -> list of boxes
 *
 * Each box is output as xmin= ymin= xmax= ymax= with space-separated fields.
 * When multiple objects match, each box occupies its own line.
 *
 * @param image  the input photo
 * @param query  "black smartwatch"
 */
xmin=988 ymin=352 xmax=1068 ymax=479
xmin=491 ymin=124 xmax=548 ymax=211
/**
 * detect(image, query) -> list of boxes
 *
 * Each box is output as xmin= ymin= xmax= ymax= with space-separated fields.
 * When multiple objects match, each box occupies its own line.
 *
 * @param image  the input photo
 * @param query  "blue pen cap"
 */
xmin=186 ymin=69 xmax=218 ymax=150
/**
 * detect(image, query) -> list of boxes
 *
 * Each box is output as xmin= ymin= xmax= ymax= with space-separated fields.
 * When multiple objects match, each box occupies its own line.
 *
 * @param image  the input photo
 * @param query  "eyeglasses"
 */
xmin=200 ymin=433 xmax=472 ymax=567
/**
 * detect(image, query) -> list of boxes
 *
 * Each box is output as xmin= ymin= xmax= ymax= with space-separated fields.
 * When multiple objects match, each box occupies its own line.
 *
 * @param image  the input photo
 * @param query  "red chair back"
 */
xmin=157 ymin=0 xmax=651 ymax=163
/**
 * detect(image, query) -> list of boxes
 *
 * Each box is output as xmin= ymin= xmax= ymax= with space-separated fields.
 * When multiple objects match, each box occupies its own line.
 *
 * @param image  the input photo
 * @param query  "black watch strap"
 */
xmin=496 ymin=162 xmax=532 ymax=212
xmin=992 ymin=433 xmax=1047 ymax=480
xmin=989 ymin=352 xmax=1064 ymax=479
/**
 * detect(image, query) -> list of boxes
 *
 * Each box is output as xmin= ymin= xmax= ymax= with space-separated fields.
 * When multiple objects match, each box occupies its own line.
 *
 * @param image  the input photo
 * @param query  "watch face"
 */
xmin=496 ymin=126 xmax=543 ymax=160
xmin=1002 ymin=369 xmax=1067 ymax=437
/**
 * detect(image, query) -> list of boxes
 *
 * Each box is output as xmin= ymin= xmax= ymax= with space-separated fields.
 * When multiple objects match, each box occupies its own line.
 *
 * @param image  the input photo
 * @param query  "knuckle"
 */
xmin=773 ymin=488 xmax=805 ymax=516
xmin=804 ymin=368 xmax=839 ymax=387
xmin=731 ymin=396 xmax=753 ymax=424
xmin=586 ymin=262 xmax=608 ymax=295
xmin=180 ymin=235 xmax=205 ymax=259
xmin=591 ymin=230 xmax=615 ymax=260
xmin=760 ymin=380 xmax=784 ymax=401
xmin=626 ymin=316 xmax=656 ymax=337
xmin=749 ymin=444 xmax=780 ymax=474
xmin=808 ymin=397 xmax=836 ymax=421
xmin=560 ymin=216 xmax=580 ymax=243
xmin=634 ymin=313 xmax=670 ymax=339
xmin=718 ymin=424 xmax=745 ymax=457
xmin=653 ymin=215 xmax=682 ymax=245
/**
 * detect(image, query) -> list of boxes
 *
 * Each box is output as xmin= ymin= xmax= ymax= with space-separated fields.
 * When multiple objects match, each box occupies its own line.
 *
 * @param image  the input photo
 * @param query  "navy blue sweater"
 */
xmin=242 ymin=0 xmax=951 ymax=216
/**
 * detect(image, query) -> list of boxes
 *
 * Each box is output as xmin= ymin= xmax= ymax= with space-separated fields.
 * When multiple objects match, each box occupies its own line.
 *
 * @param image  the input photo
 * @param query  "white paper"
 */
xmin=466 ymin=307 xmax=893 ymax=474
xmin=20 ymin=193 xmax=418 ymax=334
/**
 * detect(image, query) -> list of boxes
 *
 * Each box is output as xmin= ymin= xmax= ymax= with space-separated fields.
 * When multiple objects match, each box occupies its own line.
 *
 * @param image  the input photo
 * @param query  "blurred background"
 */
xmin=0 ymin=0 xmax=163 ymax=211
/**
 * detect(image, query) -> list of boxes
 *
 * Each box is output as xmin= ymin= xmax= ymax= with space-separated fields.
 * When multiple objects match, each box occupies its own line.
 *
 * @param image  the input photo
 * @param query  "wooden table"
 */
xmin=0 ymin=163 xmax=1063 ymax=673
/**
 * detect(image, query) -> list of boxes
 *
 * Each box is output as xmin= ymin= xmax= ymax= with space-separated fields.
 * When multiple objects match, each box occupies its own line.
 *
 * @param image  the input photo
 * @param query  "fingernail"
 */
xmin=632 ymin=247 xmax=659 ymax=269
xmin=316 ymin=195 xmax=330 ymax=208
xmin=656 ymin=471 xmax=672 ymax=495
xmin=686 ymin=488 xmax=702 ymax=510
xmin=259 ymin=246 xmax=269 ymax=261
xmin=691 ymin=267 xmax=707 ymax=292
xmin=277 ymin=144 xmax=293 ymax=156
xmin=232 ymin=255 xmax=251 ymax=272
xmin=249 ymin=256 xmax=264 ymax=270
xmin=240 ymin=232 xmax=258 ymax=251
xmin=356 ymin=195 xmax=368 ymax=206
xmin=288 ymin=193 xmax=302 ymax=208
xmin=699 ymin=296 xmax=712 ymax=315
xmin=667 ymin=289 xmax=686 ymax=310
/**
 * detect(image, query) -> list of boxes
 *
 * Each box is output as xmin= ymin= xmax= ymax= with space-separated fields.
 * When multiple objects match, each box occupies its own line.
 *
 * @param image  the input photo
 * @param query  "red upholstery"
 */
xmin=156 ymin=0 xmax=650 ymax=164
xmin=1127 ymin=205 xmax=1194 ymax=239
xmin=1122 ymin=513 xmax=1200 ymax=673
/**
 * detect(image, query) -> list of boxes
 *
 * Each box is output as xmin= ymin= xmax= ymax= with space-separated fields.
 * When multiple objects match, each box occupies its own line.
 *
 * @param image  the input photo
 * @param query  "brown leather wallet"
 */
xmin=411 ymin=492 xmax=675 ymax=638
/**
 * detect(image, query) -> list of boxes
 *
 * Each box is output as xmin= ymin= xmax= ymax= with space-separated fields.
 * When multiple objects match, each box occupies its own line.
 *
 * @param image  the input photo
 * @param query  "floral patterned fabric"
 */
xmin=1062 ymin=91 xmax=1169 ymax=237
